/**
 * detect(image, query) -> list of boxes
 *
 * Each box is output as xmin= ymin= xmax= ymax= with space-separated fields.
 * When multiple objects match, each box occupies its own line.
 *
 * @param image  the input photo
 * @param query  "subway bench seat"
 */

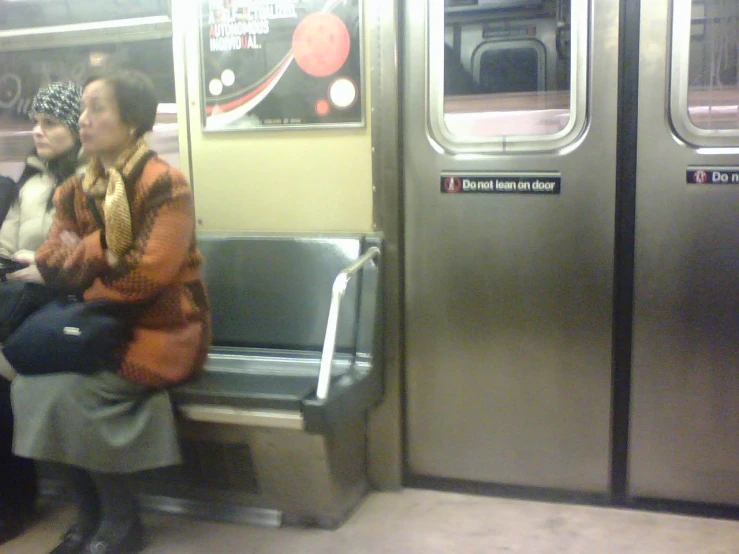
xmin=137 ymin=233 xmax=383 ymax=529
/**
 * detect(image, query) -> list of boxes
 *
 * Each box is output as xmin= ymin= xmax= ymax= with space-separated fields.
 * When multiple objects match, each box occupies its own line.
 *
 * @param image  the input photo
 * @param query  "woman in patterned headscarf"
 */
xmin=0 ymin=81 xmax=85 ymax=267
xmin=0 ymin=81 xmax=85 ymax=546
xmin=9 ymin=69 xmax=211 ymax=554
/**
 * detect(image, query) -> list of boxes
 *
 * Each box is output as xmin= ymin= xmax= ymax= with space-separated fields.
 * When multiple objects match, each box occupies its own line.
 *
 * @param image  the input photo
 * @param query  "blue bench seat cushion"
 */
xmin=173 ymin=371 xmax=315 ymax=411
xmin=172 ymin=347 xmax=355 ymax=411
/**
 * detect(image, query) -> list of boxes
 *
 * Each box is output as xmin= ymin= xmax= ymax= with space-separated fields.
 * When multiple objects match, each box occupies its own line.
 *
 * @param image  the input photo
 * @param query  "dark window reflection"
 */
xmin=478 ymin=46 xmax=541 ymax=94
xmin=0 ymin=39 xmax=175 ymax=127
xmin=442 ymin=0 xmax=572 ymax=138
xmin=444 ymin=44 xmax=481 ymax=95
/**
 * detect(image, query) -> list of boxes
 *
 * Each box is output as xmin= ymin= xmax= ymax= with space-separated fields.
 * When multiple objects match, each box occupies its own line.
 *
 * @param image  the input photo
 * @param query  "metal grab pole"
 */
xmin=316 ymin=247 xmax=380 ymax=400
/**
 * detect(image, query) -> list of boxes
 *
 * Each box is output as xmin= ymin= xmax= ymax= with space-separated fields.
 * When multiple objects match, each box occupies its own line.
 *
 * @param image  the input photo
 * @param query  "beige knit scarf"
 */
xmin=83 ymin=139 xmax=151 ymax=258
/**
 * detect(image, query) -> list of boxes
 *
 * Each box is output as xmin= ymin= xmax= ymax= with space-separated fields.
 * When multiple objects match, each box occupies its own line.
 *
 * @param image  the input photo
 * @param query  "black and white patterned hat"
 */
xmin=29 ymin=82 xmax=83 ymax=132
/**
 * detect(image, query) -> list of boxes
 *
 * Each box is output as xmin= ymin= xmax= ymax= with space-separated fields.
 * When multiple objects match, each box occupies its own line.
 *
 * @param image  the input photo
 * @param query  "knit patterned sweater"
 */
xmin=36 ymin=154 xmax=211 ymax=387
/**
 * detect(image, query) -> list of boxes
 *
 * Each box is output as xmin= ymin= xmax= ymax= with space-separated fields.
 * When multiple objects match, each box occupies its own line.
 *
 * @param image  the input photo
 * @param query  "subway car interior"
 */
xmin=1 ymin=0 xmax=738 ymax=552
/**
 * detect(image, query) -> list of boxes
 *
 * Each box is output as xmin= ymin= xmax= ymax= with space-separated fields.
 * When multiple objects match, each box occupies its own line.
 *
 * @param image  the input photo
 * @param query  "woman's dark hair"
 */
xmin=85 ymin=68 xmax=158 ymax=138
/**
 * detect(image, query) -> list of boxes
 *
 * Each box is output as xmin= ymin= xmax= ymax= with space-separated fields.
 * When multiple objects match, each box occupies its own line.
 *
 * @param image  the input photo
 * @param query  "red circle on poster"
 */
xmin=292 ymin=13 xmax=351 ymax=78
xmin=315 ymin=99 xmax=331 ymax=116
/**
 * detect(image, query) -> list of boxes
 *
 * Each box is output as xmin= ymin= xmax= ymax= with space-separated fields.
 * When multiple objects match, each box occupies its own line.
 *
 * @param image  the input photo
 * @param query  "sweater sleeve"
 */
xmin=83 ymin=167 xmax=196 ymax=304
xmin=35 ymin=178 xmax=107 ymax=292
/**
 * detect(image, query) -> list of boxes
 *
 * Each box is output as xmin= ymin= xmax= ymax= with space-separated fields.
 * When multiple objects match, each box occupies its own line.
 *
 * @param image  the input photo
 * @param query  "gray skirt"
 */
xmin=11 ymin=371 xmax=181 ymax=473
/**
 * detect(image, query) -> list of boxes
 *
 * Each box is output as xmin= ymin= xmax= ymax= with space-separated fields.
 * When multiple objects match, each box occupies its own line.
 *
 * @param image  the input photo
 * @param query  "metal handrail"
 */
xmin=316 ymin=247 xmax=381 ymax=400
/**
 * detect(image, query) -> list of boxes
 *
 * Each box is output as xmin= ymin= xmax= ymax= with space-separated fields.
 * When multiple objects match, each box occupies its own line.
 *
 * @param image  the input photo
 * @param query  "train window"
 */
xmin=430 ymin=0 xmax=587 ymax=152
xmin=0 ymin=0 xmax=171 ymax=31
xmin=671 ymin=0 xmax=739 ymax=146
xmin=0 ymin=5 xmax=179 ymax=174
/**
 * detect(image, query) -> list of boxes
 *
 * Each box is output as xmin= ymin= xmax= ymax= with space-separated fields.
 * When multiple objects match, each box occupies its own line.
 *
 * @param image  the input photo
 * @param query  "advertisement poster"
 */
xmin=200 ymin=0 xmax=364 ymax=131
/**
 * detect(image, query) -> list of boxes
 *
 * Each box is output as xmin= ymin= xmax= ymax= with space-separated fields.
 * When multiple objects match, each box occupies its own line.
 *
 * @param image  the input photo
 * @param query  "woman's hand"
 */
xmin=12 ymin=249 xmax=35 ymax=266
xmin=7 ymin=250 xmax=44 ymax=283
xmin=60 ymin=230 xmax=82 ymax=248
xmin=105 ymin=249 xmax=119 ymax=267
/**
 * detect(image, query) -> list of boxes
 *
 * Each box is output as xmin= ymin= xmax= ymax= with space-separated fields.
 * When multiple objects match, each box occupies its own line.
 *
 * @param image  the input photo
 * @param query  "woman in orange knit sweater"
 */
xmin=9 ymin=68 xmax=210 ymax=554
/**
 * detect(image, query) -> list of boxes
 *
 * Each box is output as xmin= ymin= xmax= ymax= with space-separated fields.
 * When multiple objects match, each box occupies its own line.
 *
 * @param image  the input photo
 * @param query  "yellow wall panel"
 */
xmin=173 ymin=0 xmax=374 ymax=234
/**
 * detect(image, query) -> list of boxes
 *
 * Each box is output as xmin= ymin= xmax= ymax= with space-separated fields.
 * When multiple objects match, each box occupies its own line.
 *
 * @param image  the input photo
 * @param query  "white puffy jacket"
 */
xmin=0 ymin=154 xmax=86 ymax=258
xmin=0 ymin=152 xmax=85 ymax=380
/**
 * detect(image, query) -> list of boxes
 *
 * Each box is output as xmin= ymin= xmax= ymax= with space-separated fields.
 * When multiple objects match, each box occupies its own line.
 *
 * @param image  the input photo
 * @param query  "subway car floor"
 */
xmin=4 ymin=489 xmax=739 ymax=554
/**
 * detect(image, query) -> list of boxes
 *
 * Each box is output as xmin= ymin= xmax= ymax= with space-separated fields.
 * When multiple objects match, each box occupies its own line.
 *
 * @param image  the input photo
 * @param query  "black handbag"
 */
xmin=2 ymin=295 xmax=135 ymax=376
xmin=2 ymin=171 xmax=149 ymax=376
xmin=0 ymin=280 xmax=56 ymax=342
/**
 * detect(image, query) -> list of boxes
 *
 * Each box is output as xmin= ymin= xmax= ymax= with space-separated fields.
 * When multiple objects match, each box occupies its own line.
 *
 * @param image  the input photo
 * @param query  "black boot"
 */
xmin=0 ymin=505 xmax=30 ymax=546
xmin=49 ymin=466 xmax=100 ymax=554
xmin=83 ymin=472 xmax=145 ymax=554
xmin=0 ymin=450 xmax=38 ymax=542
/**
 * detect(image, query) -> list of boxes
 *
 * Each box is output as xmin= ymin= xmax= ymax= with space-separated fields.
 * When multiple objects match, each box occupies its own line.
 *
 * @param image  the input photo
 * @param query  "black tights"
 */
xmin=0 ymin=378 xmax=36 ymax=517
xmin=53 ymin=464 xmax=140 ymax=537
